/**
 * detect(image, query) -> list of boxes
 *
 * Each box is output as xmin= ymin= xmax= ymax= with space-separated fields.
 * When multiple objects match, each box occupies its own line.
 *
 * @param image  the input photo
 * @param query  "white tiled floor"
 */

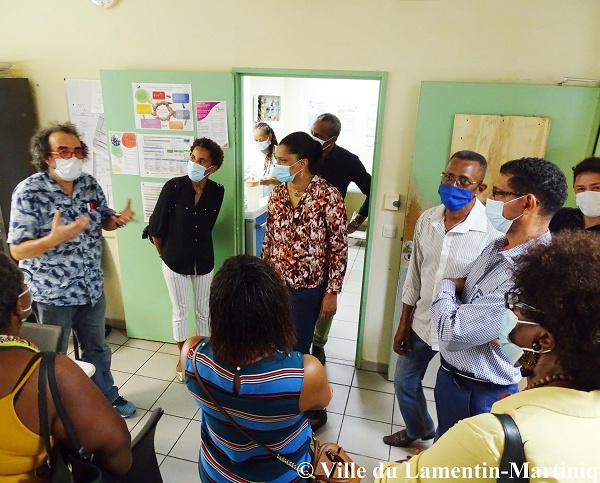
xmin=98 ymin=239 xmax=415 ymax=481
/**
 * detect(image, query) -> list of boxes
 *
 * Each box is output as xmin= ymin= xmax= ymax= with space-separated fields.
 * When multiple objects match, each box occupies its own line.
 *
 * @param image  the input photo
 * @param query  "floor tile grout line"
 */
xmin=167 ymin=416 xmax=199 ymax=461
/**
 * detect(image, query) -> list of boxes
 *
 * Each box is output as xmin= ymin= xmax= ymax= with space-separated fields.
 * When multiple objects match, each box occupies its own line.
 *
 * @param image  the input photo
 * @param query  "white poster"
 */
xmin=132 ymin=83 xmax=193 ymax=131
xmin=65 ymin=79 xmax=113 ymax=208
xmin=196 ymin=101 xmax=229 ymax=148
xmin=138 ymin=134 xmax=193 ymax=178
xmin=109 ymin=132 xmax=140 ymax=175
xmin=141 ymin=182 xmax=166 ymax=222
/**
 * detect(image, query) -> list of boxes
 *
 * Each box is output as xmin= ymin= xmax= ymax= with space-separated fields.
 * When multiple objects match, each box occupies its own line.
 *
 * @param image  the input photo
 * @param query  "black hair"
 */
xmin=253 ymin=122 xmax=278 ymax=171
xmin=278 ymin=131 xmax=324 ymax=175
xmin=500 ymin=157 xmax=567 ymax=217
xmin=0 ymin=253 xmax=22 ymax=331
xmin=449 ymin=150 xmax=488 ymax=180
xmin=190 ymin=137 xmax=224 ymax=168
xmin=512 ymin=231 xmax=600 ymax=391
xmin=314 ymin=113 xmax=342 ymax=137
xmin=209 ymin=255 xmax=296 ymax=366
xmin=30 ymin=122 xmax=88 ymax=172
xmin=572 ymin=156 xmax=600 ymax=182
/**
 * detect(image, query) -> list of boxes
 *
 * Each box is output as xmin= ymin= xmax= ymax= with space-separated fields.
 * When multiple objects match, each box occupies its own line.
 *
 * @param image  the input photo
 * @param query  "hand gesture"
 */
xmin=49 ymin=210 xmax=90 ymax=245
xmin=113 ymin=199 xmax=134 ymax=228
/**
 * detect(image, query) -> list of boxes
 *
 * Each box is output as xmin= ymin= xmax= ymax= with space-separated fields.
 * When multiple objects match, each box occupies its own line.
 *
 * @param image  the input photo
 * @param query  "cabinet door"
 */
xmin=101 ymin=70 xmax=239 ymax=341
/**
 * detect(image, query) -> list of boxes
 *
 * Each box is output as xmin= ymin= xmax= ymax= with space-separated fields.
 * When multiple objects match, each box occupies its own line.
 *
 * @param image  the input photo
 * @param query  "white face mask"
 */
xmin=485 ymin=196 xmax=526 ymax=233
xmin=54 ymin=157 xmax=83 ymax=181
xmin=576 ymin=191 xmax=600 ymax=217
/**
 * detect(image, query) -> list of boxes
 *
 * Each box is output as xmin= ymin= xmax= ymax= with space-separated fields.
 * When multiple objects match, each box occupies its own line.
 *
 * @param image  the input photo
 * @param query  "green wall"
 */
xmin=101 ymin=70 xmax=241 ymax=341
xmin=411 ymin=82 xmax=600 ymax=211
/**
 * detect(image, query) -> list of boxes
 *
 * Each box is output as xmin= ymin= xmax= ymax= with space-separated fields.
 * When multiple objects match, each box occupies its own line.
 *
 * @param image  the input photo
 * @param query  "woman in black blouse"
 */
xmin=148 ymin=138 xmax=224 ymax=380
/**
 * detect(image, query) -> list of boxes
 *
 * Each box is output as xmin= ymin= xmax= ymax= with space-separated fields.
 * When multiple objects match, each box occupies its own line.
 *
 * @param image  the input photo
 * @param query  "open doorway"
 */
xmin=238 ymin=72 xmax=385 ymax=366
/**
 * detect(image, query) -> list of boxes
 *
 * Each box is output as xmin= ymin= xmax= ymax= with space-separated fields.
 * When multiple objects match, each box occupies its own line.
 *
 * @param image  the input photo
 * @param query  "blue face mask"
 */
xmin=187 ymin=161 xmax=207 ymax=182
xmin=273 ymin=159 xmax=303 ymax=183
xmin=256 ymin=139 xmax=270 ymax=151
xmin=484 ymin=196 xmax=526 ymax=233
xmin=498 ymin=309 xmax=548 ymax=367
xmin=438 ymin=184 xmax=474 ymax=212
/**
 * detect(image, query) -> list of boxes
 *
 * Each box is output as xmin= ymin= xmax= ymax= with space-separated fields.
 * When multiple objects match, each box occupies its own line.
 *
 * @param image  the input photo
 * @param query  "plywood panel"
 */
xmin=450 ymin=114 xmax=551 ymax=201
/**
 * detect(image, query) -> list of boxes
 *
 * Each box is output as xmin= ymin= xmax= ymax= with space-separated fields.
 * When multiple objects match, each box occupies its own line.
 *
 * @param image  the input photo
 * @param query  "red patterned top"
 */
xmin=262 ymin=176 xmax=348 ymax=294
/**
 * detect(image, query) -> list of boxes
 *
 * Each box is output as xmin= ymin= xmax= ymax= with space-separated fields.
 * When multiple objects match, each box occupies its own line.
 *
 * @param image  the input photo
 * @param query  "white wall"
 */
xmin=242 ymin=76 xmax=379 ymax=182
xmin=2 ymin=0 xmax=599 ymax=367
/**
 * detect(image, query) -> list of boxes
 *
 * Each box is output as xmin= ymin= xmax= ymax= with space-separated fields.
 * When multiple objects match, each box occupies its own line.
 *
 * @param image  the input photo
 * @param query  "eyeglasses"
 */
xmin=50 ymin=147 xmax=87 ymax=160
xmin=440 ymin=172 xmax=481 ymax=189
xmin=504 ymin=290 xmax=542 ymax=314
xmin=491 ymin=187 xmax=527 ymax=198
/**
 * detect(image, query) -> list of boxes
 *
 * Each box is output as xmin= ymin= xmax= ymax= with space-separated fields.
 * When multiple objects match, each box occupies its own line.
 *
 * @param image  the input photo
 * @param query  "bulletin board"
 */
xmin=450 ymin=114 xmax=551 ymax=202
xmin=100 ymin=69 xmax=241 ymax=342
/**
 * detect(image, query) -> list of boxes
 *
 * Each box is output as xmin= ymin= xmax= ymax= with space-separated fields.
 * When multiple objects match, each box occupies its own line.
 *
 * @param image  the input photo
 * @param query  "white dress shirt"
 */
xmin=402 ymin=199 xmax=501 ymax=350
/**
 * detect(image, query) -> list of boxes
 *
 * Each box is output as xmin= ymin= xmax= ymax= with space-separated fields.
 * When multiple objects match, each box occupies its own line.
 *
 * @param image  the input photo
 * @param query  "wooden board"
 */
xmin=450 ymin=114 xmax=551 ymax=201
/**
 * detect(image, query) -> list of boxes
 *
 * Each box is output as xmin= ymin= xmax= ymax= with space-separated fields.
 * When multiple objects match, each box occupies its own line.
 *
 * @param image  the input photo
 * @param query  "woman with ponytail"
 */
xmin=261 ymin=131 xmax=348 ymax=430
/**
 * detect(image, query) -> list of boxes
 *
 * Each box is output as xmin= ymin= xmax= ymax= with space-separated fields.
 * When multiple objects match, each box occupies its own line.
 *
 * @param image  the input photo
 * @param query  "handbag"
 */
xmin=191 ymin=344 xmax=362 ymax=482
xmin=36 ymin=352 xmax=114 ymax=483
xmin=493 ymin=413 xmax=529 ymax=483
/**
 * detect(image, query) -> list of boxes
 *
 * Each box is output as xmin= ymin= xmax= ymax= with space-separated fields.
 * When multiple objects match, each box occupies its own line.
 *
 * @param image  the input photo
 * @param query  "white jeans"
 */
xmin=161 ymin=262 xmax=212 ymax=342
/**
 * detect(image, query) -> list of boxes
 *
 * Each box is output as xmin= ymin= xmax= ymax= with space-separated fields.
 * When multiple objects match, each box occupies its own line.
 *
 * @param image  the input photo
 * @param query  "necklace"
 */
xmin=445 ymin=216 xmax=467 ymax=233
xmin=524 ymin=372 xmax=572 ymax=390
xmin=292 ymin=188 xmax=305 ymax=198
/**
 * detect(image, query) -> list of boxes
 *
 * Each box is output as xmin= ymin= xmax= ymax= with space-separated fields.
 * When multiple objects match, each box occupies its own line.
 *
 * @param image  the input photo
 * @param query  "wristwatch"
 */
xmin=349 ymin=219 xmax=361 ymax=230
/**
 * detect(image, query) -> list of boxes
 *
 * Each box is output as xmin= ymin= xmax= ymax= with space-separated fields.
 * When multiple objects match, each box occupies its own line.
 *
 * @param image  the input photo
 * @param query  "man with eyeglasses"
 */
xmin=7 ymin=122 xmax=137 ymax=418
xmin=431 ymin=157 xmax=567 ymax=438
xmin=384 ymin=150 xmax=501 ymax=448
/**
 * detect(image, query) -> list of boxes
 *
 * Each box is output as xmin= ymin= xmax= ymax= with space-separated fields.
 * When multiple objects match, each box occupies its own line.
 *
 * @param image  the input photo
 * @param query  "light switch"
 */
xmin=383 ymin=193 xmax=401 ymax=211
xmin=382 ymin=224 xmax=397 ymax=238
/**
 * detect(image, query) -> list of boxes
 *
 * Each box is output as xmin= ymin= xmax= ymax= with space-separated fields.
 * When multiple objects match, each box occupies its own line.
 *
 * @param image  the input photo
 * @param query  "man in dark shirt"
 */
xmin=550 ymin=157 xmax=600 ymax=234
xmin=310 ymin=113 xmax=372 ymax=365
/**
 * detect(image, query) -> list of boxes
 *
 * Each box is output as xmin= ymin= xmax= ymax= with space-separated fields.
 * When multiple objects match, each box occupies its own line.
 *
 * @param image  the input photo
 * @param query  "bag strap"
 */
xmin=40 ymin=352 xmax=94 ymax=461
xmin=493 ymin=413 xmax=529 ymax=483
xmin=191 ymin=343 xmax=307 ymax=475
xmin=37 ymin=352 xmax=54 ymax=474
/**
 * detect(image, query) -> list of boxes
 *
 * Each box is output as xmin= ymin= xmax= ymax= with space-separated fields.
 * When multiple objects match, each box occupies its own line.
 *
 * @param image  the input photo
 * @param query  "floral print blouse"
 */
xmin=262 ymin=175 xmax=348 ymax=294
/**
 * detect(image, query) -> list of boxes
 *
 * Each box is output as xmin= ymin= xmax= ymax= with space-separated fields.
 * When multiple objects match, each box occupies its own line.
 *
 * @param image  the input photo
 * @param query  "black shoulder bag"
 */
xmin=493 ymin=413 xmax=529 ymax=483
xmin=36 ymin=352 xmax=114 ymax=483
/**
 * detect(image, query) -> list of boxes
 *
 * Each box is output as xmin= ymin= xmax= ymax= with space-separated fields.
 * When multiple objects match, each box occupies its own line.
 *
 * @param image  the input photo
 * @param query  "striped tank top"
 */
xmin=184 ymin=339 xmax=311 ymax=482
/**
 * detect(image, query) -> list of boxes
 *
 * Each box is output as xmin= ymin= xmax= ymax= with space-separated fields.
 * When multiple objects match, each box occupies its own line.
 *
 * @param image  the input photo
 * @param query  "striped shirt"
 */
xmin=432 ymin=231 xmax=552 ymax=385
xmin=402 ymin=200 xmax=501 ymax=350
xmin=185 ymin=339 xmax=311 ymax=482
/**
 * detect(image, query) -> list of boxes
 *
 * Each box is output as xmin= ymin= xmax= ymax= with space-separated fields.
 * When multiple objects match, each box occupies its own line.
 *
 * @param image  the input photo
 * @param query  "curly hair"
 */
xmin=209 ymin=255 xmax=296 ymax=366
xmin=0 ymin=253 xmax=22 ymax=331
xmin=30 ymin=122 xmax=88 ymax=172
xmin=279 ymin=131 xmax=324 ymax=175
xmin=499 ymin=157 xmax=567 ymax=217
xmin=511 ymin=231 xmax=600 ymax=390
xmin=190 ymin=137 xmax=224 ymax=169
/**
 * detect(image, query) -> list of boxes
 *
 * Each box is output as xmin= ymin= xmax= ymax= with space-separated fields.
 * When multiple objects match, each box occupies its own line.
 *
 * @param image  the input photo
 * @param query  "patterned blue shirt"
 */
xmin=432 ymin=231 xmax=551 ymax=386
xmin=7 ymin=172 xmax=114 ymax=306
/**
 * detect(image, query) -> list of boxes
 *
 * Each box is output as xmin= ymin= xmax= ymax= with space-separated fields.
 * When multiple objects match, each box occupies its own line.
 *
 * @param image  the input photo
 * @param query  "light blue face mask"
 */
xmin=273 ymin=159 xmax=303 ymax=183
xmin=498 ymin=309 xmax=549 ymax=366
xmin=485 ymin=196 xmax=526 ymax=233
xmin=187 ymin=161 xmax=207 ymax=182
xmin=256 ymin=139 xmax=270 ymax=151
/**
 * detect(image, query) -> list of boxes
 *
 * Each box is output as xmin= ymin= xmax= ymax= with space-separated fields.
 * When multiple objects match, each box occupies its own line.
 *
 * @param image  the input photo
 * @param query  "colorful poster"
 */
xmin=141 ymin=182 xmax=166 ymax=222
xmin=196 ymin=101 xmax=229 ymax=148
xmin=132 ymin=83 xmax=193 ymax=131
xmin=256 ymin=95 xmax=281 ymax=122
xmin=109 ymin=132 xmax=140 ymax=175
xmin=138 ymin=134 xmax=193 ymax=178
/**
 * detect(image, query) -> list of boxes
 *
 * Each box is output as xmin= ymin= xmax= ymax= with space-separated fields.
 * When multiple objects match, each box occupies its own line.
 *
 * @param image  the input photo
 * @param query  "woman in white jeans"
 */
xmin=148 ymin=137 xmax=224 ymax=380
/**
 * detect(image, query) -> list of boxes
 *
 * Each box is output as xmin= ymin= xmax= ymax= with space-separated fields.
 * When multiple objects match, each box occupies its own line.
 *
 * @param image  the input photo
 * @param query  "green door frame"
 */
xmin=232 ymin=68 xmax=388 ymax=368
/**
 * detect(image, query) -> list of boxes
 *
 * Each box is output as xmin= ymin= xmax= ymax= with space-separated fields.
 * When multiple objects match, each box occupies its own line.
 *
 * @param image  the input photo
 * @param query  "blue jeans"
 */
xmin=394 ymin=330 xmax=437 ymax=439
xmin=434 ymin=362 xmax=518 ymax=439
xmin=32 ymin=294 xmax=119 ymax=402
xmin=289 ymin=285 xmax=327 ymax=354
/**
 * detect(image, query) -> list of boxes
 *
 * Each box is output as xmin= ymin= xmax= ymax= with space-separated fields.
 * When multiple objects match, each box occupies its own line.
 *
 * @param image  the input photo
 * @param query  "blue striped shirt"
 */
xmin=185 ymin=339 xmax=311 ymax=482
xmin=432 ymin=231 xmax=551 ymax=385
